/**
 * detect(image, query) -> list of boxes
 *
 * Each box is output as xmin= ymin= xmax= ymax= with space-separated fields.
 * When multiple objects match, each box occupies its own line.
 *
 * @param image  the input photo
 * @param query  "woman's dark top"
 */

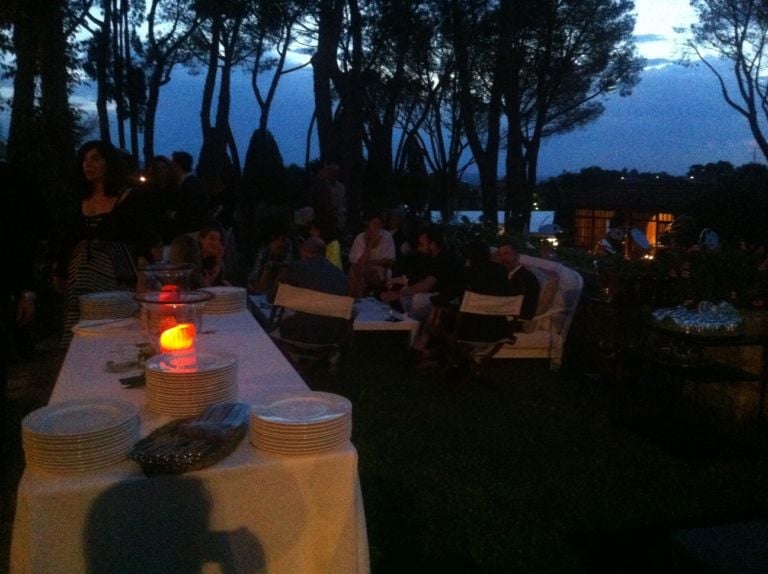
xmin=58 ymin=187 xmax=161 ymax=346
xmin=55 ymin=187 xmax=160 ymax=279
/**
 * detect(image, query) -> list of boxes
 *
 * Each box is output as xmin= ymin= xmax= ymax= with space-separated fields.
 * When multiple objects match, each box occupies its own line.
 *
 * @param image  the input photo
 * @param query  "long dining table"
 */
xmin=10 ymin=309 xmax=370 ymax=574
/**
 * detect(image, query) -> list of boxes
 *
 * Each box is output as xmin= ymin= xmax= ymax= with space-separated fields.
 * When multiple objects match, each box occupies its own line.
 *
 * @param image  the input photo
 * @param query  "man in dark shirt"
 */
xmin=496 ymin=242 xmax=540 ymax=320
xmin=380 ymin=224 xmax=462 ymax=321
xmin=456 ymin=240 xmax=515 ymax=342
xmin=270 ymin=237 xmax=350 ymax=344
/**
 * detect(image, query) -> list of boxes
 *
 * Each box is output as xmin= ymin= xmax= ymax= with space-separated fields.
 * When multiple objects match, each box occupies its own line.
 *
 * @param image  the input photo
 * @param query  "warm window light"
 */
xmin=160 ymin=322 xmax=197 ymax=353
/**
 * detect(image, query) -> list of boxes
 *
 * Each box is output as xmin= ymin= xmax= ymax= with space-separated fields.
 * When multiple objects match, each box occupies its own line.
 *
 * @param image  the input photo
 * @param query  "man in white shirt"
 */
xmin=348 ymin=213 xmax=396 ymax=297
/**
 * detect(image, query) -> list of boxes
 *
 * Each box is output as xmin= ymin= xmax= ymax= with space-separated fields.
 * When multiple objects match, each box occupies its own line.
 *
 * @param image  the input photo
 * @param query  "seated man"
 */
xmin=269 ymin=237 xmax=350 ymax=344
xmin=495 ymin=241 xmax=540 ymax=323
xmin=456 ymin=240 xmax=515 ymax=342
xmin=347 ymin=213 xmax=396 ymax=297
xmin=380 ymin=224 xmax=463 ymax=322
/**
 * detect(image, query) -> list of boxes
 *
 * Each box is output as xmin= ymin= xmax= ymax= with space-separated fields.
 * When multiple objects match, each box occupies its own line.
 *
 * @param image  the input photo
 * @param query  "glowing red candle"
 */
xmin=159 ymin=322 xmax=197 ymax=354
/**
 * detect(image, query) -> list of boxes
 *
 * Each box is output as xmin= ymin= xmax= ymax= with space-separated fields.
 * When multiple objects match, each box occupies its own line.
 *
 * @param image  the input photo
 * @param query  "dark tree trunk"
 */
xmin=336 ymin=0 xmax=366 ymax=226
xmin=96 ymin=31 xmax=111 ymax=142
xmin=200 ymin=15 xmax=221 ymax=144
xmin=7 ymin=9 xmax=37 ymax=172
xmin=122 ymin=0 xmax=140 ymax=160
xmin=253 ymin=16 xmax=296 ymax=135
xmin=311 ymin=0 xmax=343 ymax=162
xmin=214 ymin=17 xmax=240 ymax=172
xmin=111 ymin=0 xmax=126 ymax=149
xmin=452 ymin=2 xmax=501 ymax=225
xmin=143 ymin=65 xmax=163 ymax=165
xmin=38 ymin=0 xmax=75 ymax=167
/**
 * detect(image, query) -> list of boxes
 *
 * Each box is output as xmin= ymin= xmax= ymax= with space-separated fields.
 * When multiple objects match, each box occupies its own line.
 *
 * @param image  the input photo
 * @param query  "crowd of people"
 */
xmin=254 ymin=209 xmax=541 ymax=364
xmin=4 ymin=140 xmax=543 ymax=369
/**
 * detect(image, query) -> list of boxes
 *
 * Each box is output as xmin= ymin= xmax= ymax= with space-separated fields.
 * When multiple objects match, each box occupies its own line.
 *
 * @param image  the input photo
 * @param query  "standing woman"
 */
xmin=54 ymin=140 xmax=157 ymax=345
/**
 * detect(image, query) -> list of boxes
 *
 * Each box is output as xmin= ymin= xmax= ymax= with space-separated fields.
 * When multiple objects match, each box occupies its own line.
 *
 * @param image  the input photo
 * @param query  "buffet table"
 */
xmin=11 ymin=311 xmax=370 ymax=574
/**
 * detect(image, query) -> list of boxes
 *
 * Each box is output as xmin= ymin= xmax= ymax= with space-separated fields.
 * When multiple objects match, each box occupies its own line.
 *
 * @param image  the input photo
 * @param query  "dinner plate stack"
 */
xmin=79 ymin=291 xmax=138 ymax=320
xmin=249 ymin=392 xmax=352 ymax=455
xmin=145 ymin=351 xmax=239 ymax=417
xmin=200 ymin=286 xmax=248 ymax=314
xmin=22 ymin=398 xmax=140 ymax=473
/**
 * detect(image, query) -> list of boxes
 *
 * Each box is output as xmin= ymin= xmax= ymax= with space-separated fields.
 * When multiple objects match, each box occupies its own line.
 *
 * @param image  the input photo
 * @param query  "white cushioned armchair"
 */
xmin=493 ymin=254 xmax=584 ymax=371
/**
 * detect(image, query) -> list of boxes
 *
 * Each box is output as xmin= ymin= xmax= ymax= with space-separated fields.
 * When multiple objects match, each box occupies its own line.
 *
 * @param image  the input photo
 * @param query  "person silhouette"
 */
xmin=85 ymin=477 xmax=265 ymax=573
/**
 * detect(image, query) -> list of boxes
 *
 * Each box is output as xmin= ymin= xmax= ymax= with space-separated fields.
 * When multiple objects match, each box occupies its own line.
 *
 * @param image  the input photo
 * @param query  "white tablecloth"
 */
xmin=11 ymin=311 xmax=369 ymax=574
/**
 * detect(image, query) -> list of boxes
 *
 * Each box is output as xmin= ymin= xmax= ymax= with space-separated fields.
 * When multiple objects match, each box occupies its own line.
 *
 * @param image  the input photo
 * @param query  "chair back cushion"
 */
xmin=456 ymin=292 xmax=521 ymax=343
xmin=459 ymin=291 xmax=523 ymax=316
xmin=274 ymin=283 xmax=354 ymax=320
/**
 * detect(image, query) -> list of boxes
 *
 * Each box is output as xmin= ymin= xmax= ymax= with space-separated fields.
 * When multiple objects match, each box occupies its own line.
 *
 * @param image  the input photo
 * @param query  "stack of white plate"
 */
xmin=145 ymin=351 xmax=239 ymax=417
xmin=249 ymin=392 xmax=352 ymax=455
xmin=79 ymin=291 xmax=138 ymax=320
xmin=201 ymin=286 xmax=248 ymax=314
xmin=22 ymin=398 xmax=140 ymax=473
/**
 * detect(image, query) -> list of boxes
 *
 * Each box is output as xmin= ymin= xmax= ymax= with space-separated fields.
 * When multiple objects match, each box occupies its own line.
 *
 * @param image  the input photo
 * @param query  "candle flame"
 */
xmin=160 ymin=322 xmax=197 ymax=353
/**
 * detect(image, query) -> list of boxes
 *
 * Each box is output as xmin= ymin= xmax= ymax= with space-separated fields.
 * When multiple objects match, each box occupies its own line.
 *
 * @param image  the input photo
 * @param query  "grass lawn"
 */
xmin=308 ymin=332 xmax=768 ymax=573
xmin=4 ymin=329 xmax=768 ymax=574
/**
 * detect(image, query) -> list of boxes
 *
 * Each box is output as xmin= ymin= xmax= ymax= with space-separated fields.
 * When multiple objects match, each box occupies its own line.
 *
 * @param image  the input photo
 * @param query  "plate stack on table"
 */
xmin=145 ymin=351 xmax=239 ymax=417
xmin=201 ymin=286 xmax=248 ymax=314
xmin=22 ymin=398 xmax=140 ymax=473
xmin=250 ymin=392 xmax=352 ymax=454
xmin=79 ymin=291 xmax=138 ymax=320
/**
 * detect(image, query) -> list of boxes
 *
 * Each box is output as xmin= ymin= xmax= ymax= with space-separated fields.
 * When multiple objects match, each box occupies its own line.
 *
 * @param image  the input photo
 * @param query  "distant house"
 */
xmin=554 ymin=178 xmax=709 ymax=253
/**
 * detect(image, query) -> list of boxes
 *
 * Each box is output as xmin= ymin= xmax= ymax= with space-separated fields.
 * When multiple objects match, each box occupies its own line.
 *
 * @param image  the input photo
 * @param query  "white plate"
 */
xmin=72 ymin=318 xmax=139 ymax=337
xmin=145 ymin=351 xmax=238 ymax=374
xmin=250 ymin=434 xmax=348 ymax=454
xmin=146 ymin=366 xmax=237 ymax=384
xmin=80 ymin=291 xmax=134 ymax=302
xmin=250 ymin=424 xmax=351 ymax=445
xmin=201 ymin=286 xmax=247 ymax=296
xmin=147 ymin=380 xmax=237 ymax=397
xmin=22 ymin=399 xmax=139 ymax=438
xmin=251 ymin=392 xmax=351 ymax=425
xmin=250 ymin=415 xmax=350 ymax=435
xmin=148 ymin=387 xmax=237 ymax=405
xmin=22 ymin=417 xmax=139 ymax=446
xmin=251 ymin=432 xmax=350 ymax=448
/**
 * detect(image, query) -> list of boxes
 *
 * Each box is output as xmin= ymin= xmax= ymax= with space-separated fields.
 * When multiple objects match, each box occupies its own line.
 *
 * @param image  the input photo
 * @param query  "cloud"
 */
xmin=634 ymin=33 xmax=667 ymax=43
xmin=537 ymin=60 xmax=763 ymax=177
xmin=643 ymin=57 xmax=678 ymax=70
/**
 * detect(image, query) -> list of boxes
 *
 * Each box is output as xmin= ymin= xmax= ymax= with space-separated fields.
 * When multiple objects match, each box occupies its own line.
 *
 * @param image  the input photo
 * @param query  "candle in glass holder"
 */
xmin=159 ymin=322 xmax=197 ymax=354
